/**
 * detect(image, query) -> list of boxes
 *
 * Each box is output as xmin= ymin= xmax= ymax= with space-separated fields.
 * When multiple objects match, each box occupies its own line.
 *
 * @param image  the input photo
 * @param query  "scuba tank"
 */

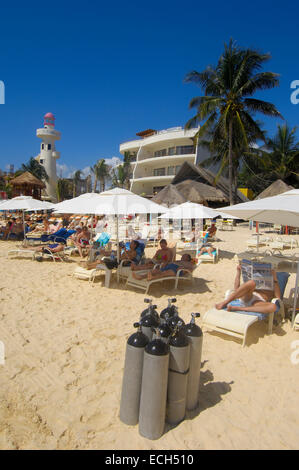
xmin=152 ymin=312 xmax=172 ymax=344
xmin=139 ymin=328 xmax=170 ymax=440
xmin=166 ymin=321 xmax=190 ymax=425
xmin=139 ymin=312 xmax=160 ymax=342
xmin=166 ymin=302 xmax=185 ymax=330
xmin=182 ymin=313 xmax=203 ymax=411
xmin=160 ymin=298 xmax=177 ymax=324
xmin=140 ymin=298 xmax=159 ymax=323
xmin=120 ymin=322 xmax=149 ymax=426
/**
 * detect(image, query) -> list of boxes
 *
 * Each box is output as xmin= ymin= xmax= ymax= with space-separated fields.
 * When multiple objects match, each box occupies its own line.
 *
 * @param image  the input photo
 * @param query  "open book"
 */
xmin=241 ymin=259 xmax=273 ymax=291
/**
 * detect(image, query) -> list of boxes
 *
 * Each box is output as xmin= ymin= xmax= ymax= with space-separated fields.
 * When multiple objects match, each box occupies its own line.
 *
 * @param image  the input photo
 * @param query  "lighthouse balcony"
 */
xmin=36 ymin=128 xmax=61 ymax=140
xmin=52 ymin=151 xmax=60 ymax=159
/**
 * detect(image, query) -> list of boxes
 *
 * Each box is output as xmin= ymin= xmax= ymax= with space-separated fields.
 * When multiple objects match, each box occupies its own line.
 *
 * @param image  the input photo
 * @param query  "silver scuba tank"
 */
xmin=119 ymin=322 xmax=149 ymax=425
xmin=166 ymin=321 xmax=190 ymax=425
xmin=139 ymin=328 xmax=170 ymax=440
xmin=182 ymin=313 xmax=203 ymax=411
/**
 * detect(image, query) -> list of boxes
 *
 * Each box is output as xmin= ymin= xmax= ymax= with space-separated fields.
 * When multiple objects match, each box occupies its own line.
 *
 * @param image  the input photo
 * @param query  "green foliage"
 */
xmin=185 ymin=38 xmax=281 ymax=203
xmin=20 ymin=157 xmax=49 ymax=182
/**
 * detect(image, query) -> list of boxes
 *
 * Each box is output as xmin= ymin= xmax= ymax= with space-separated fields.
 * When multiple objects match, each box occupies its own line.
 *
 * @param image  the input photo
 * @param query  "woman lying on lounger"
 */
xmin=23 ymin=242 xmax=65 ymax=254
xmin=132 ymin=254 xmax=194 ymax=281
xmin=197 ymin=245 xmax=216 ymax=258
xmin=215 ymin=264 xmax=281 ymax=315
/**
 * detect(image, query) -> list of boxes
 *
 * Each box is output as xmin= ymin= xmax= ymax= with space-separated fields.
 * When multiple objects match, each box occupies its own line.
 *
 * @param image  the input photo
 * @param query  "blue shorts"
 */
xmin=160 ymin=263 xmax=180 ymax=275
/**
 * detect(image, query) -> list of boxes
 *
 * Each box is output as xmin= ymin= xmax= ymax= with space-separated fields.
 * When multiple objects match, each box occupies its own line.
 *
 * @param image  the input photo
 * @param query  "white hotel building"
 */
xmin=119 ymin=127 xmax=208 ymax=196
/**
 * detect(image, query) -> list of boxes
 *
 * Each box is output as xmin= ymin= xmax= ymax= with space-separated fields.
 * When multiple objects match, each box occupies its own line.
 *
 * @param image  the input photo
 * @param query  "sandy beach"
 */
xmin=0 ymin=224 xmax=298 ymax=450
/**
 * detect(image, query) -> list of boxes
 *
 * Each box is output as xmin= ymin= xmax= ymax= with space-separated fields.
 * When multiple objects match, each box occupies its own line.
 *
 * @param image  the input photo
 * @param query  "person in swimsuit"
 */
xmin=74 ymin=226 xmax=91 ymax=258
xmin=132 ymin=254 xmax=194 ymax=281
xmin=197 ymin=245 xmax=216 ymax=258
xmin=215 ymin=264 xmax=281 ymax=315
xmin=131 ymin=239 xmax=173 ymax=271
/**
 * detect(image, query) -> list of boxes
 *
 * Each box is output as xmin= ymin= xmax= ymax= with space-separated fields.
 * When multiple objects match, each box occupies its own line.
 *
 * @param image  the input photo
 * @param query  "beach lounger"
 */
xmin=196 ymin=247 xmax=219 ymax=264
xmin=72 ymin=263 xmax=112 ymax=287
xmin=202 ymin=272 xmax=289 ymax=347
xmin=126 ymin=251 xmax=197 ymax=295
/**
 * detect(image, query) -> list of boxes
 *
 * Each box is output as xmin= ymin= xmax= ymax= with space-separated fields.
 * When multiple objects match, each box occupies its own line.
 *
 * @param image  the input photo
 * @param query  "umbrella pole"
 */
xmin=22 ymin=210 xmax=26 ymax=243
xmin=116 ymin=215 xmax=120 ymax=283
xmin=256 ymin=221 xmax=259 ymax=253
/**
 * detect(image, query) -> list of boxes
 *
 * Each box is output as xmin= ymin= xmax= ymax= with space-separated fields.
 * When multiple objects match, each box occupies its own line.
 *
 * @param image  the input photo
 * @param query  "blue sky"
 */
xmin=0 ymin=0 xmax=298 ymax=178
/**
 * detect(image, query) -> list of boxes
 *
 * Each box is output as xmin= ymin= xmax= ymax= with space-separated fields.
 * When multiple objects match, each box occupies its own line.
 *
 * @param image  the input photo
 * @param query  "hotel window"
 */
xmin=176 ymin=145 xmax=194 ymax=155
xmin=168 ymin=147 xmax=176 ymax=155
xmin=167 ymin=166 xmax=175 ymax=175
xmin=154 ymin=148 xmax=167 ymax=158
xmin=41 ymin=144 xmax=44 ymax=150
xmin=40 ymin=159 xmax=44 ymax=164
xmin=153 ymin=168 xmax=166 ymax=176
xmin=175 ymin=165 xmax=181 ymax=174
xmin=48 ymin=144 xmax=52 ymax=150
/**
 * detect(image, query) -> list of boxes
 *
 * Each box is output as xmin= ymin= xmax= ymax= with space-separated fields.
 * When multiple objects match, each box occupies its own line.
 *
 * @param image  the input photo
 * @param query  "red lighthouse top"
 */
xmin=44 ymin=112 xmax=55 ymax=127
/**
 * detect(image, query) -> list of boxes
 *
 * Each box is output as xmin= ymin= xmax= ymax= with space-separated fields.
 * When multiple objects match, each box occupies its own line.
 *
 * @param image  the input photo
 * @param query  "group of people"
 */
xmin=0 ymin=217 xmax=24 ymax=240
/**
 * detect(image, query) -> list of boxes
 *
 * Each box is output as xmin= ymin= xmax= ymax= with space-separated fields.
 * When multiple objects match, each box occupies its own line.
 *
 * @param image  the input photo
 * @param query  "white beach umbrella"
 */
xmin=159 ymin=201 xmax=224 ymax=219
xmin=218 ymin=191 xmax=299 ymax=226
xmin=218 ymin=189 xmax=299 ymax=325
xmin=0 ymin=196 xmax=55 ymax=211
xmin=53 ymin=193 xmax=102 ymax=214
xmin=55 ymin=188 xmax=167 ymax=273
xmin=0 ymin=196 xmax=56 ymax=237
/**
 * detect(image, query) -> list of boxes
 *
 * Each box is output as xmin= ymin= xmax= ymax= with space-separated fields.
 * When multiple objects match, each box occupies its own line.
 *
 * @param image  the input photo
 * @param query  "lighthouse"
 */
xmin=36 ymin=112 xmax=61 ymax=202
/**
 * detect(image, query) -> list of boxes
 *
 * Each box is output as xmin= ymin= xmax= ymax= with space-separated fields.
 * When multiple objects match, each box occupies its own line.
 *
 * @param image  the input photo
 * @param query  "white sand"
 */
xmin=0 ymin=225 xmax=298 ymax=450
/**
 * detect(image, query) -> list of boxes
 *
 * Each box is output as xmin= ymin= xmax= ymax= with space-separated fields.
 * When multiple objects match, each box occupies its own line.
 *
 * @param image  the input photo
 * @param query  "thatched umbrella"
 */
xmin=151 ymin=184 xmax=186 ymax=207
xmin=255 ymin=179 xmax=294 ymax=199
xmin=10 ymin=171 xmax=45 ymax=200
xmin=175 ymin=180 xmax=227 ymax=205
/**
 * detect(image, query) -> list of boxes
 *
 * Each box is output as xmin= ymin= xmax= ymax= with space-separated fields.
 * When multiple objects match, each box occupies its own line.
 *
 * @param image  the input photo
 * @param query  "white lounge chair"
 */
xmin=196 ymin=247 xmax=219 ymax=264
xmin=126 ymin=247 xmax=196 ymax=295
xmin=202 ymin=272 xmax=289 ymax=347
xmin=72 ymin=263 xmax=112 ymax=287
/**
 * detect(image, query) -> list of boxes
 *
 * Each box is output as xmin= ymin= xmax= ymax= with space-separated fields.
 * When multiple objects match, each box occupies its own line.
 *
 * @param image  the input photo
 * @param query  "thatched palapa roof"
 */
xmin=10 ymin=171 xmax=45 ymax=188
xmin=175 ymin=180 xmax=227 ymax=204
xmin=255 ymin=179 xmax=294 ymax=199
xmin=151 ymin=184 xmax=186 ymax=207
xmin=172 ymin=161 xmax=248 ymax=204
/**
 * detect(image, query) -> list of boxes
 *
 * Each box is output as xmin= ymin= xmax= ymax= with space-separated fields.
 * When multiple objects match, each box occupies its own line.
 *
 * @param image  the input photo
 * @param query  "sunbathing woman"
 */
xmin=132 ymin=254 xmax=194 ymax=281
xmin=215 ymin=264 xmax=281 ymax=315
xmin=131 ymin=239 xmax=173 ymax=271
xmin=197 ymin=245 xmax=216 ymax=258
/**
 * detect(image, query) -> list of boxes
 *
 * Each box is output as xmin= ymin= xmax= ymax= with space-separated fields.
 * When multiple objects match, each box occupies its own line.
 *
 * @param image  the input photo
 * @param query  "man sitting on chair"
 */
xmin=215 ymin=264 xmax=281 ymax=315
xmin=132 ymin=254 xmax=193 ymax=281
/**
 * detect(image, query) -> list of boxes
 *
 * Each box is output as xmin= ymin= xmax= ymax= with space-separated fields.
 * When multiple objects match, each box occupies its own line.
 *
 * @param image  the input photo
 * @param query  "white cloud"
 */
xmin=56 ymin=157 xmax=122 ymax=181
xmin=105 ymin=156 xmax=123 ymax=168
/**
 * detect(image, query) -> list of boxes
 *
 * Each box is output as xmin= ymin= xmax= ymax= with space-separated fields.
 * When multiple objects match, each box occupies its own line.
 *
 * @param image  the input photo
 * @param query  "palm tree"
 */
xmin=123 ymin=151 xmax=133 ymax=190
xmin=90 ymin=159 xmax=110 ymax=192
xmin=200 ymin=120 xmax=266 ymax=200
xmin=264 ymin=124 xmax=299 ymax=182
xmin=56 ymin=178 xmax=71 ymax=202
xmin=111 ymin=165 xmax=126 ymax=188
xmin=72 ymin=169 xmax=82 ymax=197
xmin=238 ymin=124 xmax=299 ymax=193
xmin=185 ymin=39 xmax=282 ymax=204
xmin=19 ymin=157 xmax=49 ymax=182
